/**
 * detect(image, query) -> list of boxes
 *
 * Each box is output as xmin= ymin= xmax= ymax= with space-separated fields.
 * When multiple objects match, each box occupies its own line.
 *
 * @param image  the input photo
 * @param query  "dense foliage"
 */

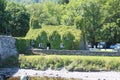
xmin=0 ymin=0 xmax=7 ymax=35
xmin=25 ymin=25 xmax=81 ymax=50
xmin=6 ymin=2 xmax=30 ymax=37
xmin=0 ymin=0 xmax=120 ymax=45
xmin=22 ymin=0 xmax=120 ymax=45
xmin=35 ymin=31 xmax=48 ymax=48
xmin=0 ymin=0 xmax=30 ymax=37
xmin=16 ymin=37 xmax=30 ymax=53
xmin=19 ymin=55 xmax=120 ymax=71
xmin=49 ymin=31 xmax=61 ymax=49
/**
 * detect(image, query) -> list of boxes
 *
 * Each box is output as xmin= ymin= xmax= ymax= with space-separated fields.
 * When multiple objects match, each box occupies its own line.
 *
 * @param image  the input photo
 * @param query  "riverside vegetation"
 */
xmin=3 ymin=55 xmax=120 ymax=72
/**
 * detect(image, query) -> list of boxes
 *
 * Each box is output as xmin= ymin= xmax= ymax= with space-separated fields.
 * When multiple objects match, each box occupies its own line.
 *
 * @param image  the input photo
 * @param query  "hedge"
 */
xmin=16 ymin=37 xmax=30 ymax=53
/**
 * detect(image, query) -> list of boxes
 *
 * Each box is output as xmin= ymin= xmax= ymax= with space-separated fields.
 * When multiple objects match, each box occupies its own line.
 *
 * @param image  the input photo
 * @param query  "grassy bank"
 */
xmin=19 ymin=55 xmax=120 ymax=71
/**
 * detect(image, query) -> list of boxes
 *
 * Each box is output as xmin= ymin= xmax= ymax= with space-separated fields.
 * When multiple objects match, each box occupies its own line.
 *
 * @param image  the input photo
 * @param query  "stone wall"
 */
xmin=32 ymin=49 xmax=120 ymax=56
xmin=0 ymin=35 xmax=17 ymax=59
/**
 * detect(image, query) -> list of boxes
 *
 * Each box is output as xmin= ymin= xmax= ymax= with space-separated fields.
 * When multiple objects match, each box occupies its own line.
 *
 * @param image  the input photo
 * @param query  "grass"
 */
xmin=19 ymin=55 xmax=120 ymax=71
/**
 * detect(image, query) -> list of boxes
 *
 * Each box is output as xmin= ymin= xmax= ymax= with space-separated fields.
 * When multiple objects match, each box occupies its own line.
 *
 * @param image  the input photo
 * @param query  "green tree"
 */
xmin=30 ymin=16 xmax=41 ymax=29
xmin=45 ymin=2 xmax=62 ymax=25
xmin=6 ymin=2 xmax=30 ymax=37
xmin=0 ymin=0 xmax=7 ymax=34
xmin=27 ymin=3 xmax=50 ymax=27
xmin=101 ymin=22 xmax=120 ymax=43
xmin=58 ymin=0 xmax=69 ymax=4
xmin=80 ymin=1 xmax=104 ymax=47
xmin=101 ymin=0 xmax=120 ymax=43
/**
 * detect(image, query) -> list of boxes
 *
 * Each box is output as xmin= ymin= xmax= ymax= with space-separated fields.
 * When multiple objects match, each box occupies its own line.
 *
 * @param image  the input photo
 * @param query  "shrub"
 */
xmin=16 ymin=37 xmax=30 ymax=53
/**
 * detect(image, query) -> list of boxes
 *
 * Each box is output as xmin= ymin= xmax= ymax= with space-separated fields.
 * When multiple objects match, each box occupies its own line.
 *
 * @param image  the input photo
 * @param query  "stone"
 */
xmin=0 ymin=76 xmax=3 ymax=80
xmin=0 ymin=35 xmax=18 ymax=60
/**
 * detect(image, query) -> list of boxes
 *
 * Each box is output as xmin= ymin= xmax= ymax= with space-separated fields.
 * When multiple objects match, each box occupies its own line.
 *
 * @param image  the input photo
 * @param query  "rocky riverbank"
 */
xmin=0 ymin=68 xmax=120 ymax=80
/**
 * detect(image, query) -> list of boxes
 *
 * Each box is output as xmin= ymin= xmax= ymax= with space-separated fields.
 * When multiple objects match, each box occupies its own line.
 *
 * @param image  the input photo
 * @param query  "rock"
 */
xmin=0 ymin=76 xmax=3 ymax=80
xmin=0 ymin=35 xmax=18 ymax=60
xmin=20 ymin=74 xmax=29 ymax=80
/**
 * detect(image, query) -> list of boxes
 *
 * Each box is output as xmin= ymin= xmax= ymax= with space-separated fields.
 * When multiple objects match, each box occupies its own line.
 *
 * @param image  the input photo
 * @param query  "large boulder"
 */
xmin=0 ymin=35 xmax=18 ymax=60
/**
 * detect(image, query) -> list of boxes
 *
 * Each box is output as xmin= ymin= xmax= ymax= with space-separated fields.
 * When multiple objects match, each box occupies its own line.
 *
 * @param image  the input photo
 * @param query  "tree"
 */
xmin=0 ymin=0 xmax=6 ymax=34
xmin=27 ymin=3 xmax=50 ymax=27
xmin=101 ymin=0 xmax=120 ymax=43
xmin=101 ymin=22 xmax=120 ymax=43
xmin=6 ymin=2 xmax=30 ymax=37
xmin=43 ymin=2 xmax=63 ymax=25
xmin=81 ymin=1 xmax=104 ymax=47
xmin=58 ymin=0 xmax=69 ymax=4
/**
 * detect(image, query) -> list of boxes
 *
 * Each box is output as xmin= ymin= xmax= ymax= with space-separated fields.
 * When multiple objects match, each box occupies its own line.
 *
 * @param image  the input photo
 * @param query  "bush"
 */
xmin=16 ymin=38 xmax=30 ymax=53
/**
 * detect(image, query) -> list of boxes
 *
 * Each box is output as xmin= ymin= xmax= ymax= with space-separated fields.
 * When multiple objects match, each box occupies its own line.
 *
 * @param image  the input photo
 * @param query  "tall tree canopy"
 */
xmin=6 ymin=2 xmax=30 ymax=37
xmin=0 ymin=0 xmax=120 ymax=46
xmin=0 ymin=0 xmax=7 ymax=34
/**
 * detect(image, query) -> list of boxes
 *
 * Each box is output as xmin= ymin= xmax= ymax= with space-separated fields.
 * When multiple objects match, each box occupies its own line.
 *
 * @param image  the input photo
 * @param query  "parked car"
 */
xmin=97 ymin=42 xmax=106 ymax=49
xmin=110 ymin=44 xmax=115 ymax=49
xmin=97 ymin=44 xmax=103 ymax=48
xmin=114 ymin=43 xmax=120 ymax=51
xmin=88 ymin=42 xmax=92 ymax=48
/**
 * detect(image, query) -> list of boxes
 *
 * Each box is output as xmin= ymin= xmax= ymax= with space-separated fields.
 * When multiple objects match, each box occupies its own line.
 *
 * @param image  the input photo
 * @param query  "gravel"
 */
xmin=1 ymin=68 xmax=120 ymax=80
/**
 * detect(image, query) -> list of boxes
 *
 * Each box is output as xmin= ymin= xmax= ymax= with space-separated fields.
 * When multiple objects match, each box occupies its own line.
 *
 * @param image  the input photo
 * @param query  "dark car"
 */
xmin=114 ymin=43 xmax=120 ymax=51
